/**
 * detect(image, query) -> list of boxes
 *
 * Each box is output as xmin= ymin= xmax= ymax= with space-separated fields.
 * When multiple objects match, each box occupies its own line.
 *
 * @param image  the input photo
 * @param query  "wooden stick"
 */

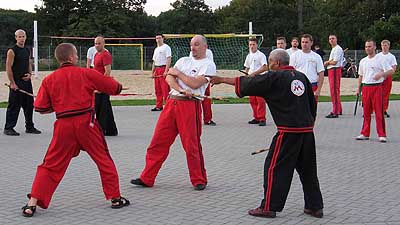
xmin=238 ymin=70 xmax=249 ymax=76
xmin=251 ymin=148 xmax=269 ymax=155
xmin=4 ymin=83 xmax=36 ymax=97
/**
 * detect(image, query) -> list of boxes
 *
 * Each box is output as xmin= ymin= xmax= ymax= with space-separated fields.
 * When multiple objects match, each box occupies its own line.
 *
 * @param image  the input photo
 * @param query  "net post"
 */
xmin=33 ymin=20 xmax=38 ymax=78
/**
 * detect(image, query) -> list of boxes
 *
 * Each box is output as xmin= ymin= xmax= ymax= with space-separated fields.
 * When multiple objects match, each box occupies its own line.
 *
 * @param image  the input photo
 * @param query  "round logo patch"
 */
xmin=291 ymin=80 xmax=305 ymax=96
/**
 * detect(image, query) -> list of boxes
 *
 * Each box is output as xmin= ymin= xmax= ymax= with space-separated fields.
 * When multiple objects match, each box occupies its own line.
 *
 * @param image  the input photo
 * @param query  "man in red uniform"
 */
xmin=93 ymin=36 xmax=118 ymax=136
xmin=355 ymin=39 xmax=394 ymax=143
xmin=130 ymin=35 xmax=216 ymax=191
xmin=151 ymin=34 xmax=172 ymax=111
xmin=21 ymin=43 xmax=129 ymax=217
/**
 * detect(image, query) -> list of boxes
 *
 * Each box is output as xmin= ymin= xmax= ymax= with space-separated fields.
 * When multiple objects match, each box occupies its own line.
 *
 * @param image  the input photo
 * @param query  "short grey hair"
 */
xmin=269 ymin=49 xmax=290 ymax=65
xmin=15 ymin=29 xmax=26 ymax=37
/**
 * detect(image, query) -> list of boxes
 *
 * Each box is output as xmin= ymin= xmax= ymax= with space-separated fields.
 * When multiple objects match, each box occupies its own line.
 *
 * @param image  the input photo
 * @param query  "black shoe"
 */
xmin=248 ymin=119 xmax=259 ymax=124
xmin=384 ymin=111 xmax=390 ymax=118
xmin=194 ymin=184 xmax=206 ymax=191
xmin=130 ymin=178 xmax=150 ymax=187
xmin=304 ymin=208 xmax=323 ymax=218
xmin=204 ymin=120 xmax=216 ymax=126
xmin=151 ymin=107 xmax=163 ymax=112
xmin=4 ymin=128 xmax=20 ymax=136
xmin=325 ymin=113 xmax=338 ymax=118
xmin=25 ymin=128 xmax=41 ymax=134
xmin=248 ymin=207 xmax=276 ymax=218
xmin=258 ymin=121 xmax=266 ymax=126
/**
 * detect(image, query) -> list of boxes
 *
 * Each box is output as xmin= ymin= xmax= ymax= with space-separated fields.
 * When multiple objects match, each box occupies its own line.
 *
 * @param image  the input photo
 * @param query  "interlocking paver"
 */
xmin=1 ymin=101 xmax=400 ymax=224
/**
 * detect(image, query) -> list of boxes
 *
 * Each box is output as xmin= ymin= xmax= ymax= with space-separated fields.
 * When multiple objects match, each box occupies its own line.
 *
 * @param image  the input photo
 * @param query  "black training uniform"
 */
xmin=235 ymin=66 xmax=323 ymax=213
xmin=4 ymin=45 xmax=35 ymax=130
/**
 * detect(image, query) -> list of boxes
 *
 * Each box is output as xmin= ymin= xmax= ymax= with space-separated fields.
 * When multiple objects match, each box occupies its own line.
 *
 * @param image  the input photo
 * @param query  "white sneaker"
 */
xmin=378 ymin=137 xmax=387 ymax=143
xmin=355 ymin=135 xmax=369 ymax=140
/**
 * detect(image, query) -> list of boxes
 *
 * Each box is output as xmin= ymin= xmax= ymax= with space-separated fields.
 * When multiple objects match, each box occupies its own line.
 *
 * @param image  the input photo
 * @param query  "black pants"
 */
xmin=260 ymin=131 xmax=323 ymax=212
xmin=4 ymin=80 xmax=34 ymax=130
xmin=95 ymin=93 xmax=118 ymax=136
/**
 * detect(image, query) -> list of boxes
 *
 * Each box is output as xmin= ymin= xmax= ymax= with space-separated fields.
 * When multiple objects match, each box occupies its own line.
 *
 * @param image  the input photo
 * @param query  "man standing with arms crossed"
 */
xmin=324 ymin=34 xmax=344 ymax=118
xmin=130 ymin=35 xmax=216 ymax=191
xmin=151 ymin=34 xmax=172 ymax=111
xmin=4 ymin=29 xmax=41 ymax=136
xmin=244 ymin=37 xmax=268 ymax=126
xmin=377 ymin=40 xmax=397 ymax=118
xmin=93 ymin=36 xmax=118 ymax=136
xmin=290 ymin=34 xmax=325 ymax=101
xmin=355 ymin=39 xmax=394 ymax=142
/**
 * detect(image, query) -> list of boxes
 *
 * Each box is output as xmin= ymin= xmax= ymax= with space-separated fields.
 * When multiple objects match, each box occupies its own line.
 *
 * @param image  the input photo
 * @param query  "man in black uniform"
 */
xmin=211 ymin=49 xmax=324 ymax=219
xmin=4 ymin=29 xmax=41 ymax=136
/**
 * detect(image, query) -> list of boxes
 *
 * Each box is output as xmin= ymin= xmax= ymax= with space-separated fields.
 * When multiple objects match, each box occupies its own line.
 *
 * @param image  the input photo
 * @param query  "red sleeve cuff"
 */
xmin=234 ymin=77 xmax=242 ymax=98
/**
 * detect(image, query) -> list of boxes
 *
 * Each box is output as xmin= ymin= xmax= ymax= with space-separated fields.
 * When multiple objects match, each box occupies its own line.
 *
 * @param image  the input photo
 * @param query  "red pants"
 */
xmin=328 ymin=68 xmax=342 ymax=115
xmin=202 ymin=85 xmax=213 ymax=123
xmin=360 ymin=85 xmax=386 ymax=137
xmin=29 ymin=114 xmax=121 ymax=209
xmin=154 ymin=67 xmax=170 ymax=108
xmin=140 ymin=98 xmax=207 ymax=187
xmin=382 ymin=75 xmax=392 ymax=112
xmin=249 ymin=96 xmax=266 ymax=121
xmin=312 ymin=85 xmax=319 ymax=102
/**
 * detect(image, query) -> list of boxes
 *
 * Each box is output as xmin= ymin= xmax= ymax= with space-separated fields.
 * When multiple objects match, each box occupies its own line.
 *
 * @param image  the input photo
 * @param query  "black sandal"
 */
xmin=22 ymin=204 xmax=36 ymax=217
xmin=111 ymin=197 xmax=130 ymax=209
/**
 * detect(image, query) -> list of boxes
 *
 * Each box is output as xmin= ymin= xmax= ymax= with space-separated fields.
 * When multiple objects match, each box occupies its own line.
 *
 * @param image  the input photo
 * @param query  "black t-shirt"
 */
xmin=235 ymin=67 xmax=316 ymax=128
xmin=10 ymin=45 xmax=30 ymax=79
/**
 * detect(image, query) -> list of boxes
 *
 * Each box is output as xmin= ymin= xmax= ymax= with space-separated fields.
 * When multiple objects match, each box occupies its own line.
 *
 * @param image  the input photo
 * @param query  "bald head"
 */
xmin=55 ymin=43 xmax=78 ymax=64
xmin=268 ymin=49 xmax=290 ymax=71
xmin=190 ymin=35 xmax=208 ymax=59
xmin=95 ymin=36 xmax=106 ymax=52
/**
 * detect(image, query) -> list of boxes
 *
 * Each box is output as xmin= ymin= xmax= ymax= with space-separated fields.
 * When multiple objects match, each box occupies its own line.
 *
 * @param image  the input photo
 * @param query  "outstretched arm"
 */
xmin=210 ymin=76 xmax=236 ymax=86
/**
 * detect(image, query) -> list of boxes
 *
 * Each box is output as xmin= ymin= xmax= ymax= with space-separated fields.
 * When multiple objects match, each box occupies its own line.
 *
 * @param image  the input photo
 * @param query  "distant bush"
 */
xmin=393 ymin=69 xmax=400 ymax=81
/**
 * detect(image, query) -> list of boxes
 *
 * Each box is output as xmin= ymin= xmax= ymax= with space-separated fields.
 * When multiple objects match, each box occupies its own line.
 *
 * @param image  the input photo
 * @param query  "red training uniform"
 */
xmin=30 ymin=63 xmax=123 ymax=209
xmin=138 ymin=56 xmax=216 ymax=187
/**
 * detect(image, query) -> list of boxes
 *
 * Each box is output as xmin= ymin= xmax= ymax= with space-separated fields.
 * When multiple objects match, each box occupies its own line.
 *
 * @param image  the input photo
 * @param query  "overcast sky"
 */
xmin=0 ymin=0 xmax=231 ymax=16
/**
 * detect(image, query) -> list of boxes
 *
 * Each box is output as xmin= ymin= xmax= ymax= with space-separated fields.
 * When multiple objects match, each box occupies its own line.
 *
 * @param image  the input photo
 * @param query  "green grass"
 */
xmin=1 ymin=94 xmax=400 ymax=108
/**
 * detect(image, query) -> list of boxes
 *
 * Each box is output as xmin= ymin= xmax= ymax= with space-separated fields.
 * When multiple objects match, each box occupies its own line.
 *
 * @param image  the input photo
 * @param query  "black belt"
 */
xmin=362 ymin=83 xmax=382 ymax=86
xmin=168 ymin=95 xmax=198 ymax=101
xmin=155 ymin=65 xmax=166 ymax=68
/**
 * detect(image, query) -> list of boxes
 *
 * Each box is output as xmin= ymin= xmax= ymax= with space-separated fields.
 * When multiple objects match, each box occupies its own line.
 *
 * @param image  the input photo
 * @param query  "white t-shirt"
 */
xmin=152 ymin=44 xmax=172 ymax=66
xmin=290 ymin=50 xmax=325 ymax=83
xmin=170 ymin=57 xmax=216 ymax=98
xmin=377 ymin=52 xmax=397 ymax=69
xmin=189 ymin=49 xmax=214 ymax=61
xmin=327 ymin=45 xmax=344 ymax=69
xmin=286 ymin=48 xmax=298 ymax=56
xmin=244 ymin=50 xmax=267 ymax=74
xmin=359 ymin=54 xmax=393 ymax=84
xmin=86 ymin=46 xmax=97 ymax=67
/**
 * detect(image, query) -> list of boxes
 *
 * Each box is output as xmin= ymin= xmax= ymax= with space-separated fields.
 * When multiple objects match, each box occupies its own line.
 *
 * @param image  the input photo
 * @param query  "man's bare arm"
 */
xmin=5 ymin=49 xmax=18 ymax=90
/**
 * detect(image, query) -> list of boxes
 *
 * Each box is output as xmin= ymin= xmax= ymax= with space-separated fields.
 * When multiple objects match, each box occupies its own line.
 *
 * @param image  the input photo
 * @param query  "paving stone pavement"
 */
xmin=1 ymin=101 xmax=400 ymax=225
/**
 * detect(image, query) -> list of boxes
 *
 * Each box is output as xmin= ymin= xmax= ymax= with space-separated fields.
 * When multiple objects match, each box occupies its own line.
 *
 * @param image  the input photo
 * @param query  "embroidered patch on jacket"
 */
xmin=291 ymin=80 xmax=305 ymax=96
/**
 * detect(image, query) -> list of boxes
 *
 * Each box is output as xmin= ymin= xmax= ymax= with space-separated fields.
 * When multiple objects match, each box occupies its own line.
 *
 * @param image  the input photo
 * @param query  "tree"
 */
xmin=156 ymin=0 xmax=216 ymax=34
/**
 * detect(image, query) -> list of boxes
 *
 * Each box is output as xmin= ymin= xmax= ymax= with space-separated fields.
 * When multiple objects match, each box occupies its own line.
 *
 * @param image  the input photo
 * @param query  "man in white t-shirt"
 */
xmin=86 ymin=46 xmax=96 ymax=68
xmin=130 ymin=35 xmax=216 ymax=191
xmin=276 ymin=37 xmax=287 ymax=49
xmin=151 ymin=34 xmax=172 ymax=111
xmin=190 ymin=48 xmax=216 ymax=125
xmin=324 ymin=34 xmax=344 ymax=118
xmin=290 ymin=34 xmax=324 ymax=101
xmin=244 ymin=37 xmax=268 ymax=126
xmin=355 ymin=39 xmax=394 ymax=143
xmin=377 ymin=39 xmax=397 ymax=118
xmin=286 ymin=37 xmax=299 ymax=56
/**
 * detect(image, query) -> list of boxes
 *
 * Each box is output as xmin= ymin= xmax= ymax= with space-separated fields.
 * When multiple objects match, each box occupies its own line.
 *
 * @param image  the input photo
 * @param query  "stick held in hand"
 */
xmin=4 ymin=83 xmax=36 ymax=97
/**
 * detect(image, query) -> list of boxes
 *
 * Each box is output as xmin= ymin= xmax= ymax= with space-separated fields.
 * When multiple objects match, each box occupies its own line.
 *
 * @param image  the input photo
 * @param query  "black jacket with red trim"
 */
xmin=235 ymin=66 xmax=316 ymax=128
